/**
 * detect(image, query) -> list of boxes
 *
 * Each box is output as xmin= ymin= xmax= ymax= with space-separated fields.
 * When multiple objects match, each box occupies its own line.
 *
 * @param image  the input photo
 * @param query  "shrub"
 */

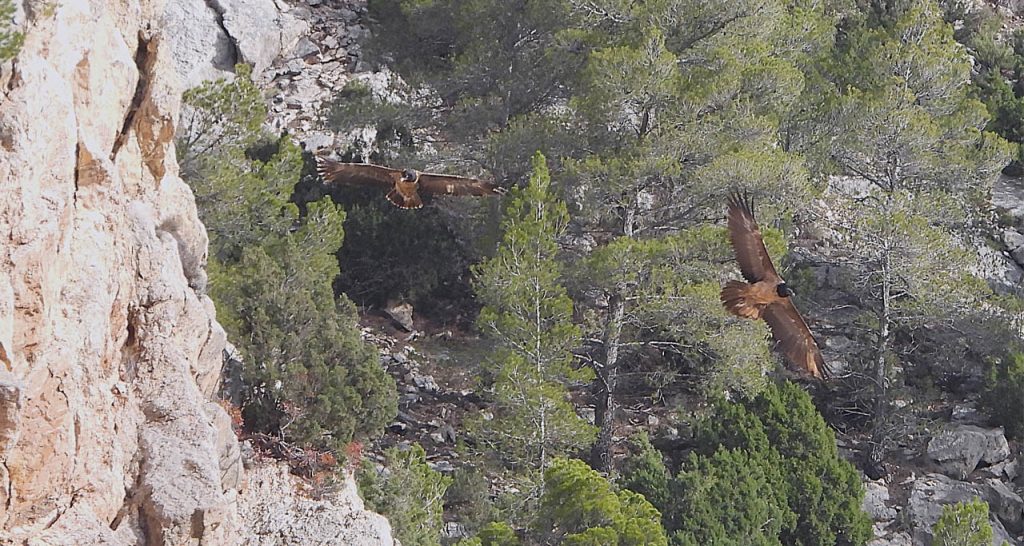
xmin=981 ymin=350 xmax=1024 ymax=439
xmin=622 ymin=382 xmax=871 ymax=545
xmin=178 ymin=67 xmax=397 ymax=453
xmin=670 ymin=448 xmax=791 ymax=546
xmin=358 ymin=443 xmax=453 ymax=546
xmin=0 ymin=0 xmax=23 ymax=62
xmin=932 ymin=498 xmax=994 ymax=546
xmin=536 ymin=458 xmax=667 ymax=546
xmin=619 ymin=432 xmax=671 ymax=511
xmin=695 ymin=382 xmax=872 ymax=546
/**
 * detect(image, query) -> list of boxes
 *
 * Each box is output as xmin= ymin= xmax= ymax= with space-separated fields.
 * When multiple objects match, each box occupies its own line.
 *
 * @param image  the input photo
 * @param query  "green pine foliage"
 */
xmin=468 ymin=153 xmax=596 ymax=505
xmin=696 ymin=382 xmax=872 ymax=546
xmin=981 ymin=350 xmax=1024 ymax=439
xmin=178 ymin=64 xmax=267 ymax=180
xmin=178 ymin=66 xmax=396 ymax=452
xmin=943 ymin=3 xmax=1024 ymax=171
xmin=0 ymin=0 xmax=22 ymax=62
xmin=670 ymin=448 xmax=792 ymax=546
xmin=477 ymin=522 xmax=522 ymax=546
xmin=788 ymin=0 xmax=1010 ymax=471
xmin=358 ymin=443 xmax=453 ymax=546
xmin=932 ymin=498 xmax=995 ymax=546
xmin=621 ymin=383 xmax=870 ymax=546
xmin=618 ymin=433 xmax=671 ymax=511
xmin=535 ymin=458 xmax=667 ymax=546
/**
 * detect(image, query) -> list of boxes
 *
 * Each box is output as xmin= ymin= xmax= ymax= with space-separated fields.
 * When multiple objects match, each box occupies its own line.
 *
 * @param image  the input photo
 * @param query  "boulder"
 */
xmin=982 ymin=459 xmax=1019 ymax=482
xmin=863 ymin=481 xmax=898 ymax=521
xmin=214 ymin=0 xmax=309 ymax=77
xmin=867 ymin=531 xmax=912 ymax=546
xmin=411 ymin=373 xmax=439 ymax=394
xmin=163 ymin=0 xmax=236 ymax=88
xmin=906 ymin=473 xmax=1022 ymax=544
xmin=983 ymin=478 xmax=1024 ymax=533
xmin=950 ymin=403 xmax=986 ymax=425
xmin=927 ymin=425 xmax=1010 ymax=479
xmin=385 ymin=300 xmax=415 ymax=331
xmin=1005 ymin=229 xmax=1024 ymax=251
xmin=994 ymin=174 xmax=1024 ymax=219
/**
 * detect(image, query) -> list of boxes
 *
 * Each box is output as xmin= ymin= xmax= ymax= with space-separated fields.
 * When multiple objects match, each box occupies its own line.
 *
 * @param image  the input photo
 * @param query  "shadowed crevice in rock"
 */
xmin=111 ymin=32 xmax=156 ymax=161
xmin=202 ymin=0 xmax=241 ymax=71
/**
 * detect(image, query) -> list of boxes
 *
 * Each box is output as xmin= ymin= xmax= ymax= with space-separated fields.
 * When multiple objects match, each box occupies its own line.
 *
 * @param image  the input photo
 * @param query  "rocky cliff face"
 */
xmin=0 ymin=0 xmax=394 ymax=543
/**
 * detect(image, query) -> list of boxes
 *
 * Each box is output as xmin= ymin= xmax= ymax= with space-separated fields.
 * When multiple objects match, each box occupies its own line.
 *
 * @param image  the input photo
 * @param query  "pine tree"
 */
xmin=981 ymin=350 xmax=1024 ymax=439
xmin=696 ymin=383 xmax=871 ymax=545
xmin=469 ymin=153 xmax=596 ymax=515
xmin=563 ymin=0 xmax=836 ymax=467
xmin=619 ymin=433 xmax=671 ymax=511
xmin=535 ymin=458 xmax=667 ymax=546
xmin=792 ymin=0 xmax=1011 ymax=474
xmin=670 ymin=448 xmax=791 ymax=546
xmin=625 ymin=383 xmax=871 ymax=545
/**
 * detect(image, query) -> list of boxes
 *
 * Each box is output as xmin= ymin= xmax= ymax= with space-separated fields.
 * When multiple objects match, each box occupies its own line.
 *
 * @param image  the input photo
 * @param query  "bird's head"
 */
xmin=776 ymin=283 xmax=794 ymax=298
xmin=401 ymin=169 xmax=418 ymax=182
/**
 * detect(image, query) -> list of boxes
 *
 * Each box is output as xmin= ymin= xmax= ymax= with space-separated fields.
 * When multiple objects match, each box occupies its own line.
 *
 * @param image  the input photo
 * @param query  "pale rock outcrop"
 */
xmin=0 ymin=0 xmax=393 ymax=544
xmin=162 ymin=0 xmax=308 ymax=90
xmin=0 ymin=0 xmax=238 ymax=540
xmin=868 ymin=531 xmax=913 ymax=546
xmin=906 ymin=473 xmax=1019 ymax=545
xmin=927 ymin=424 xmax=1011 ymax=480
xmin=214 ymin=0 xmax=308 ymax=77
xmin=162 ymin=0 xmax=237 ymax=90
xmin=237 ymin=462 xmax=398 ymax=545
xmin=863 ymin=481 xmax=898 ymax=521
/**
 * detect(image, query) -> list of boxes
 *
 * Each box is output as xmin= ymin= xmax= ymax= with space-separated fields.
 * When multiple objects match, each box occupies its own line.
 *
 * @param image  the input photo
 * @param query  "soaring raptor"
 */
xmin=720 ymin=192 xmax=826 ymax=379
xmin=315 ymin=157 xmax=505 ymax=209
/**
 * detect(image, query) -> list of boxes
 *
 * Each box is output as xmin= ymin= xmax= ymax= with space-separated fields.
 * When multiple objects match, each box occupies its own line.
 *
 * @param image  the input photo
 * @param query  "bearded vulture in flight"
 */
xmin=720 ymin=192 xmax=826 ymax=379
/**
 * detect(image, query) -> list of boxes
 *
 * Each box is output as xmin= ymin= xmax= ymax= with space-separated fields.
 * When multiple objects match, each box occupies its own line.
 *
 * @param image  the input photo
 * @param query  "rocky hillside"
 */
xmin=0 ymin=0 xmax=394 ymax=543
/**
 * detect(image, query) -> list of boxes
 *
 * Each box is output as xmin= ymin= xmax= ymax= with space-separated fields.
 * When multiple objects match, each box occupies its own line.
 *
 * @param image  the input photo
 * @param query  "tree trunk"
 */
xmin=590 ymin=202 xmax=636 ymax=472
xmin=591 ymin=289 xmax=625 ymax=472
xmin=866 ymin=247 xmax=892 ymax=479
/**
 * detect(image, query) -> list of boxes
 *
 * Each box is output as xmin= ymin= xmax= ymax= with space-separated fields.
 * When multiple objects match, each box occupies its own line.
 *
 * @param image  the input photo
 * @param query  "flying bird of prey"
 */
xmin=720 ymin=192 xmax=826 ymax=379
xmin=315 ymin=157 xmax=505 ymax=209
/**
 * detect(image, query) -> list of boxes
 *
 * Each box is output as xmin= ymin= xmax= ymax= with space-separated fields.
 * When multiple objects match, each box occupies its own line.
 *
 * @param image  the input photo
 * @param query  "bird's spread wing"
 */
xmin=417 ymin=172 xmax=505 ymax=197
xmin=727 ymin=192 xmax=780 ymax=283
xmin=316 ymin=158 xmax=399 ymax=189
xmin=762 ymin=299 xmax=825 ymax=379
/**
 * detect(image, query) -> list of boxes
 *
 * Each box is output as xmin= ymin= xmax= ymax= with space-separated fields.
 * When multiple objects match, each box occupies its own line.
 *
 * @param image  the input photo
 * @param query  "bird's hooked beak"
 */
xmin=401 ymin=169 xmax=418 ymax=182
xmin=777 ymin=283 xmax=794 ymax=298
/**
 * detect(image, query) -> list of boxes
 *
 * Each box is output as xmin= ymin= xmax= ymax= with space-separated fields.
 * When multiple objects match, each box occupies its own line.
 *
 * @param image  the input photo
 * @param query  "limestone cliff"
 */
xmin=0 ymin=0 xmax=394 ymax=544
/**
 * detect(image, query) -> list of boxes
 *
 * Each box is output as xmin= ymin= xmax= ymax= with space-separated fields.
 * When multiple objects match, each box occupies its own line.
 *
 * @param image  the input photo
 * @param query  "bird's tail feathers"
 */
xmin=721 ymin=280 xmax=760 ymax=319
xmin=386 ymin=189 xmax=424 ymax=209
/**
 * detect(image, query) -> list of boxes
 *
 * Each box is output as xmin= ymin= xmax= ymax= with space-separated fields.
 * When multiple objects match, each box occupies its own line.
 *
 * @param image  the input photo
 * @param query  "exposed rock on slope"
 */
xmin=927 ymin=425 xmax=1012 ymax=480
xmin=0 ymin=0 xmax=394 ymax=543
xmin=237 ymin=462 xmax=397 ymax=546
xmin=0 ymin=0 xmax=233 ymax=540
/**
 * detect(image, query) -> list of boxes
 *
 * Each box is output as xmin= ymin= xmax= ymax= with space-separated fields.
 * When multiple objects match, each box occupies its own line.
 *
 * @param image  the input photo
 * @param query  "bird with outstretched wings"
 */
xmin=720 ymin=192 xmax=826 ymax=379
xmin=316 ymin=157 xmax=505 ymax=209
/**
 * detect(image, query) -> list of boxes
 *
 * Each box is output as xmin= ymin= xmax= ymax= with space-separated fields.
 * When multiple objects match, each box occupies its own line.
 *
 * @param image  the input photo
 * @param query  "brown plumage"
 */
xmin=315 ymin=157 xmax=505 ymax=209
xmin=721 ymin=192 xmax=826 ymax=379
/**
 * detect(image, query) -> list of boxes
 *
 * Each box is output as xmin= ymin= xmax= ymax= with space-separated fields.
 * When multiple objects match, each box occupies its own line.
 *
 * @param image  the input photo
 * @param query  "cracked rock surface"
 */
xmin=0 ymin=0 xmax=394 ymax=544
